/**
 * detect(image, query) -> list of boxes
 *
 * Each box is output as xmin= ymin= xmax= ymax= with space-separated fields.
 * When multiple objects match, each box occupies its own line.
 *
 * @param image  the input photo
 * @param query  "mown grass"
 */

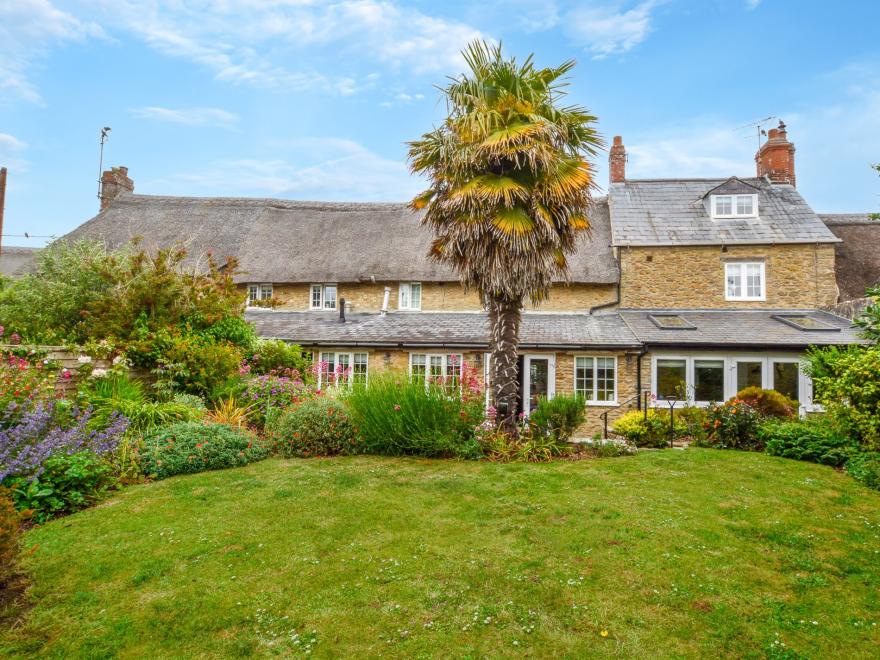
xmin=2 ymin=449 xmax=879 ymax=658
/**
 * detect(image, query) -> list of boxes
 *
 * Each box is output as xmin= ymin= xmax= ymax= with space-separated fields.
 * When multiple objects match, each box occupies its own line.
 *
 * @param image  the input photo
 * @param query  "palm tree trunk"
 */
xmin=488 ymin=295 xmax=522 ymax=434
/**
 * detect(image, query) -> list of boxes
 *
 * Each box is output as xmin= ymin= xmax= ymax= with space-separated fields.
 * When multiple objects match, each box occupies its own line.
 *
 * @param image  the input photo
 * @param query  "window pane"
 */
xmin=528 ymin=358 xmax=549 ymax=412
xmin=248 ymin=285 xmax=259 ymax=304
xmin=429 ymin=355 xmax=444 ymax=380
xmin=575 ymin=357 xmax=594 ymax=400
xmin=596 ymin=357 xmax=615 ymax=402
xmin=726 ymin=264 xmax=742 ymax=298
xmin=657 ymin=359 xmax=687 ymax=400
xmin=399 ymin=283 xmax=410 ymax=309
xmin=319 ymin=352 xmax=334 ymax=386
xmin=260 ymin=284 xmax=273 ymax=300
xmin=773 ymin=362 xmax=799 ymax=402
xmin=746 ymin=263 xmax=762 ymax=298
xmin=323 ymin=285 xmax=337 ymax=309
xmin=446 ymin=354 xmax=461 ymax=388
xmin=353 ymin=353 xmax=368 ymax=385
xmin=410 ymin=354 xmax=426 ymax=381
xmin=337 ymin=353 xmax=350 ymax=382
xmin=694 ymin=359 xmax=724 ymax=402
xmin=715 ymin=196 xmax=732 ymax=215
xmin=736 ymin=195 xmax=754 ymax=215
xmin=411 ymin=283 xmax=421 ymax=309
xmin=736 ymin=362 xmax=763 ymax=391
xmin=311 ymin=285 xmax=322 ymax=308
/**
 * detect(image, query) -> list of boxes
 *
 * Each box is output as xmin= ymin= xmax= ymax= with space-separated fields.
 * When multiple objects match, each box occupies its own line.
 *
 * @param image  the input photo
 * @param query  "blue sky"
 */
xmin=1 ymin=0 xmax=879 ymax=248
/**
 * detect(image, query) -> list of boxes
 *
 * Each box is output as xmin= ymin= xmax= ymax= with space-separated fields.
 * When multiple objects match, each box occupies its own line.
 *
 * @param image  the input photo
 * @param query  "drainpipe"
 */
xmin=636 ymin=346 xmax=647 ymax=410
xmin=380 ymin=286 xmax=391 ymax=316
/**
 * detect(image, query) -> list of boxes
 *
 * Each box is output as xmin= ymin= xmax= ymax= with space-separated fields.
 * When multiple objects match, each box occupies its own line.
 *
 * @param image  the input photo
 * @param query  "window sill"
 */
xmin=725 ymin=297 xmax=766 ymax=302
xmin=585 ymin=401 xmax=619 ymax=407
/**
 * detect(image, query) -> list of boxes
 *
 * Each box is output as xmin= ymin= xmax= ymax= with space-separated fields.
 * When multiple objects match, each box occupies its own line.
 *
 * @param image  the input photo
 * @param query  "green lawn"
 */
xmin=2 ymin=450 xmax=879 ymax=658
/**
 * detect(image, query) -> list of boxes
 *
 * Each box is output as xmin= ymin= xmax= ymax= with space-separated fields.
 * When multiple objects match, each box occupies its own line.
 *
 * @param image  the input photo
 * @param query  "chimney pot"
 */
xmin=609 ymin=135 xmax=626 ymax=184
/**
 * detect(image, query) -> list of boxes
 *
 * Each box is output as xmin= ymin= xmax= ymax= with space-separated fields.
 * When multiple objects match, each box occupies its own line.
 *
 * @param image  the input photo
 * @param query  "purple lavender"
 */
xmin=0 ymin=401 xmax=130 ymax=481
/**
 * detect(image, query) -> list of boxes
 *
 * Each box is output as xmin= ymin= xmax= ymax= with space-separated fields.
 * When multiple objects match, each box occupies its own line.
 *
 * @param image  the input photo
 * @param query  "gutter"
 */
xmin=260 ymin=337 xmax=642 ymax=351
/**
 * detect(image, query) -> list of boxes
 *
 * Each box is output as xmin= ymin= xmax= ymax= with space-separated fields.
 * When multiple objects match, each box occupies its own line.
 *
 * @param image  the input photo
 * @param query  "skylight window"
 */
xmin=648 ymin=314 xmax=697 ymax=330
xmin=711 ymin=194 xmax=758 ymax=219
xmin=772 ymin=315 xmax=840 ymax=332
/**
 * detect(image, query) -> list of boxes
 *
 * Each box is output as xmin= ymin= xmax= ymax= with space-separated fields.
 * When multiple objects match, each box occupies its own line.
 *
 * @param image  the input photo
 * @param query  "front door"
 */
xmin=521 ymin=354 xmax=556 ymax=415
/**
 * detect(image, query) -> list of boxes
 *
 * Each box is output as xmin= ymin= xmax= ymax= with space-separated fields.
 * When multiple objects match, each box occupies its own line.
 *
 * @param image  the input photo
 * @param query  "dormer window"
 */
xmin=711 ymin=194 xmax=757 ymax=219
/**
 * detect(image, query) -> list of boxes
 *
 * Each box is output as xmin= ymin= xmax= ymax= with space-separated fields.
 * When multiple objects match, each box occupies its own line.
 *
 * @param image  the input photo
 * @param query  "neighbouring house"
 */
xmin=0 ymin=246 xmax=40 ymax=278
xmin=34 ymin=123 xmax=880 ymax=435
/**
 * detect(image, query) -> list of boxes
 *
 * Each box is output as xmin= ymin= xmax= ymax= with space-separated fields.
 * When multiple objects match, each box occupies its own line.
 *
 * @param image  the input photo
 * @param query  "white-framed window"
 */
xmin=409 ymin=353 xmax=462 ymax=388
xmin=247 ymin=283 xmax=273 ymax=306
xmin=310 ymin=284 xmax=337 ymax=310
xmin=711 ymin=194 xmax=758 ymax=219
xmin=398 ymin=282 xmax=422 ymax=311
xmin=725 ymin=262 xmax=765 ymax=301
xmin=651 ymin=352 xmax=815 ymax=412
xmin=318 ymin=351 xmax=368 ymax=388
xmin=574 ymin=356 xmax=617 ymax=404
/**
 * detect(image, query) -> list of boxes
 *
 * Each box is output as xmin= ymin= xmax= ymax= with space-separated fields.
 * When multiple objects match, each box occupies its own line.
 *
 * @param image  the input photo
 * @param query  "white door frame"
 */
xmin=521 ymin=353 xmax=556 ymax=415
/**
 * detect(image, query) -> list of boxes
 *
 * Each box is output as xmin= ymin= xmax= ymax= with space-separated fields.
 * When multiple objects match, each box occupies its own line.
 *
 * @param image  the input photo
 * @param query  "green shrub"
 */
xmin=846 ymin=452 xmax=880 ymax=490
xmin=197 ymin=315 xmax=256 ymax=349
xmin=0 ymin=487 xmax=21 ymax=587
xmin=246 ymin=340 xmax=311 ymax=376
xmin=529 ymin=394 xmax=585 ymax=443
xmin=760 ymin=418 xmax=857 ymax=467
xmin=344 ymin=373 xmax=484 ymax=458
xmin=172 ymin=393 xmax=207 ymax=412
xmin=700 ymin=400 xmax=762 ymax=450
xmin=612 ymin=409 xmax=685 ymax=448
xmin=153 ymin=333 xmax=244 ymax=398
xmin=676 ymin=406 xmax=709 ymax=442
xmin=4 ymin=452 xmax=114 ymax=523
xmin=140 ymin=422 xmax=268 ymax=480
xmin=266 ymin=398 xmax=359 ymax=457
xmin=733 ymin=387 xmax=797 ymax=419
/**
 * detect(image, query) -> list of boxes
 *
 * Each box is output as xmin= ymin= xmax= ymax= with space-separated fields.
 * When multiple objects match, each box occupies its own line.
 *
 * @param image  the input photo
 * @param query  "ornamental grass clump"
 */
xmin=139 ymin=422 xmax=269 ymax=480
xmin=344 ymin=371 xmax=484 ymax=458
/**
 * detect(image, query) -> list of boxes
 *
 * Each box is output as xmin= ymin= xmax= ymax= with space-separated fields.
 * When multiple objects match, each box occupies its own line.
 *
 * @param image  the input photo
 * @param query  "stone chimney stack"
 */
xmin=756 ymin=120 xmax=796 ymax=186
xmin=609 ymin=135 xmax=626 ymax=184
xmin=100 ymin=166 xmax=134 ymax=210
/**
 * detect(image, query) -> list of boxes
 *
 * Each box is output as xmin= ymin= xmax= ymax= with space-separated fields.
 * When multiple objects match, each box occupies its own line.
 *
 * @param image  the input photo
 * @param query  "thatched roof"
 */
xmin=820 ymin=214 xmax=880 ymax=300
xmin=64 ymin=194 xmax=619 ymax=285
xmin=0 ymin=246 xmax=39 ymax=278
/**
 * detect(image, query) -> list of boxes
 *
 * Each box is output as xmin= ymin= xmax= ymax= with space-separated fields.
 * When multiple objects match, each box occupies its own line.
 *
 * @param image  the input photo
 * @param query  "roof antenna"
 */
xmin=734 ymin=116 xmax=775 ymax=151
xmin=98 ymin=126 xmax=111 ymax=206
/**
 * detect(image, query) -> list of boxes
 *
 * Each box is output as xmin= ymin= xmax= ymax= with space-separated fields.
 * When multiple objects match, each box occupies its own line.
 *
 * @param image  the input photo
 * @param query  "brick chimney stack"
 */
xmin=756 ymin=120 xmax=796 ymax=186
xmin=100 ymin=166 xmax=134 ymax=210
xmin=609 ymin=135 xmax=626 ymax=184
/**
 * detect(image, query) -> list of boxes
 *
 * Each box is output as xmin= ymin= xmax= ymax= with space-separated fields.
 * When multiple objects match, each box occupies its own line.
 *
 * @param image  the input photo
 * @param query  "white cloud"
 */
xmin=0 ymin=133 xmax=30 ymax=172
xmin=745 ymin=0 xmax=763 ymax=9
xmin=80 ymin=1 xmax=486 ymax=93
xmin=157 ymin=138 xmax=423 ymax=202
xmin=0 ymin=0 xmax=103 ymax=103
xmin=131 ymin=106 xmax=240 ymax=129
xmin=0 ymin=134 xmax=28 ymax=152
xmin=565 ymin=1 xmax=660 ymax=58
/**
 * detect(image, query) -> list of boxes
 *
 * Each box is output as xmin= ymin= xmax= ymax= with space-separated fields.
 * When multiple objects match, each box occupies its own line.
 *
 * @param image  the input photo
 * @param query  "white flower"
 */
xmin=77 ymin=355 xmax=92 ymax=364
xmin=112 ymin=355 xmax=125 ymax=365
xmin=90 ymin=368 xmax=108 ymax=378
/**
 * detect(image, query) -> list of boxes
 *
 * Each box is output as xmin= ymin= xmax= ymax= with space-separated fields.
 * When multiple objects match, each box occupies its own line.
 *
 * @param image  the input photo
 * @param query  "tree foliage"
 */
xmin=407 ymin=41 xmax=601 ymax=430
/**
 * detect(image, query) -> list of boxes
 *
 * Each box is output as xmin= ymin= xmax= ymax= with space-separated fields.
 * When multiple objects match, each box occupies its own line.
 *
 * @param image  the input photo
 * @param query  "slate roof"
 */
xmin=819 ymin=214 xmax=880 ymax=300
xmin=63 ymin=193 xmax=619 ymax=285
xmin=609 ymin=178 xmax=840 ymax=246
xmin=0 ymin=246 xmax=39 ymax=278
xmin=619 ymin=308 xmax=865 ymax=348
xmin=245 ymin=310 xmax=641 ymax=349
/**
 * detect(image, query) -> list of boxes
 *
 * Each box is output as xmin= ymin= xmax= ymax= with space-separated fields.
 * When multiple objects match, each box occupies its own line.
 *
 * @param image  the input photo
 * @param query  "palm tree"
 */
xmin=408 ymin=40 xmax=602 ymax=433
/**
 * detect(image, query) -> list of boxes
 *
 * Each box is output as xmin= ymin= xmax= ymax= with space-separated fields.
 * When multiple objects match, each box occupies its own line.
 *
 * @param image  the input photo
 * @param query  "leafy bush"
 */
xmin=172 ymin=393 xmax=207 ymax=412
xmin=196 ymin=315 xmax=256 ymax=349
xmin=612 ymin=409 xmax=685 ymax=448
xmin=528 ymin=394 xmax=585 ymax=443
xmin=152 ymin=333 xmax=244 ymax=398
xmin=733 ymin=387 xmax=797 ymax=419
xmin=700 ymin=400 xmax=762 ymax=450
xmin=4 ymin=451 xmax=115 ymax=523
xmin=266 ymin=398 xmax=359 ymax=457
xmin=807 ymin=344 xmax=880 ymax=451
xmin=760 ymin=418 xmax=858 ymax=466
xmin=139 ymin=422 xmax=268 ymax=479
xmin=242 ymin=374 xmax=318 ymax=426
xmin=245 ymin=340 xmax=311 ymax=376
xmin=345 ymin=373 xmax=484 ymax=458
xmin=478 ymin=424 xmax=567 ymax=462
xmin=676 ymin=406 xmax=709 ymax=442
xmin=846 ymin=452 xmax=880 ymax=490
xmin=0 ymin=487 xmax=21 ymax=587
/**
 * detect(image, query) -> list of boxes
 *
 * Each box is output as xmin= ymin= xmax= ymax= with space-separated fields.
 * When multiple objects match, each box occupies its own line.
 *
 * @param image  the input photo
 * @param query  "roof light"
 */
xmin=648 ymin=314 xmax=697 ymax=330
xmin=772 ymin=315 xmax=840 ymax=332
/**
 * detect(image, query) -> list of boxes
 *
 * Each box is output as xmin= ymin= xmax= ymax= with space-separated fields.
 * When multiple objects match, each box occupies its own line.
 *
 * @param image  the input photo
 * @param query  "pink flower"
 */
xmin=394 ymin=404 xmax=401 ymax=411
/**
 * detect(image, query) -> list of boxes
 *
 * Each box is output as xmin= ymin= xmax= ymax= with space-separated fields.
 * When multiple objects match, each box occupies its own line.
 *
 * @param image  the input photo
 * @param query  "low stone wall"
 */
xmin=822 ymin=297 xmax=873 ymax=321
xmin=2 ymin=344 xmax=116 ymax=395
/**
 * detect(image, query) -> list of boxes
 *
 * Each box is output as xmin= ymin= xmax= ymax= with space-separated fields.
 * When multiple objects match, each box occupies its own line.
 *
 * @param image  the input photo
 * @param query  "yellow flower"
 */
xmin=600 ymin=630 xmax=609 ymax=638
